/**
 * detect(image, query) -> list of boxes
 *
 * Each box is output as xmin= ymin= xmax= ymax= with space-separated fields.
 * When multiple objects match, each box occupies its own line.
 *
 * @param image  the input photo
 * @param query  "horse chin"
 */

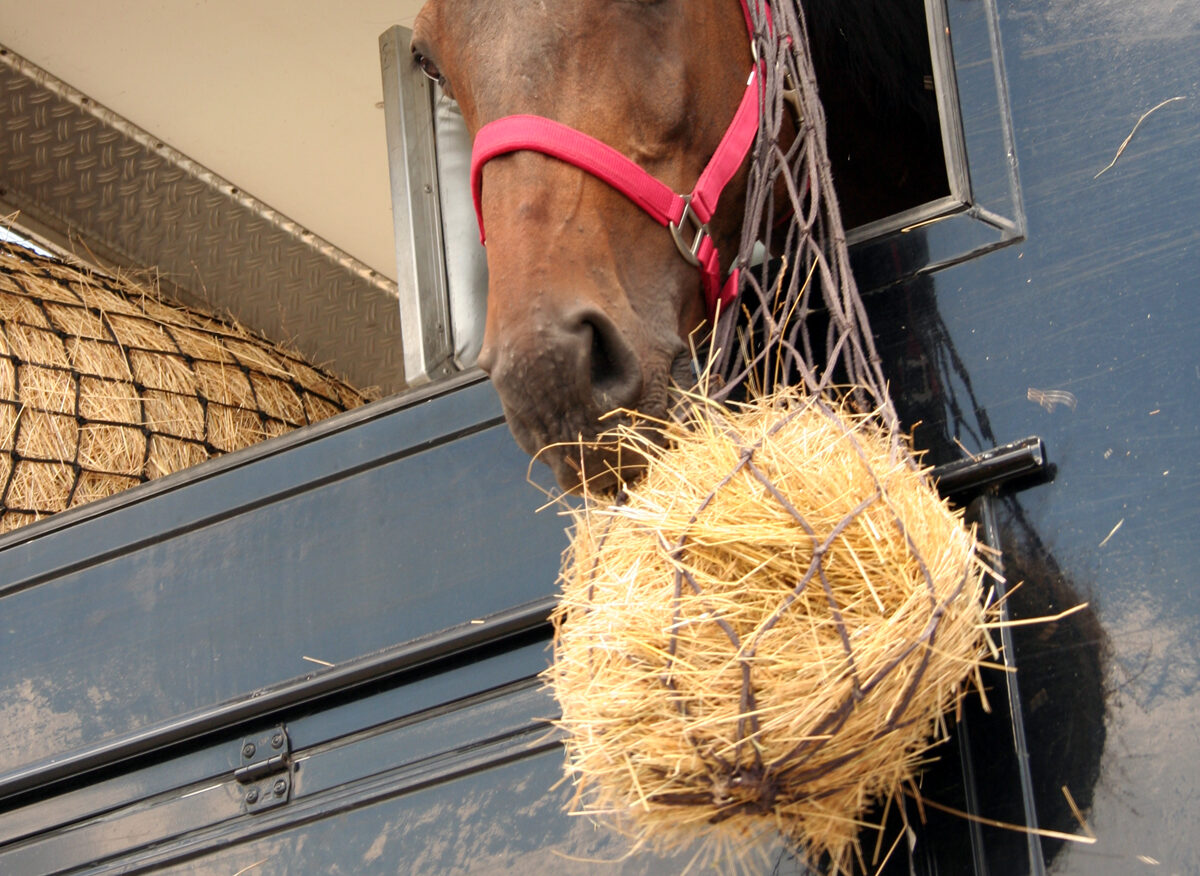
xmin=563 ymin=351 xmax=692 ymax=494
xmin=511 ymin=386 xmax=681 ymax=494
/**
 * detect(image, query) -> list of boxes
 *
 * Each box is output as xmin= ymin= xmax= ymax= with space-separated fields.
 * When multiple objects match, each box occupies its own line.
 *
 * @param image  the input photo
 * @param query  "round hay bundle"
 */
xmin=0 ymin=240 xmax=373 ymax=533
xmin=549 ymin=389 xmax=995 ymax=873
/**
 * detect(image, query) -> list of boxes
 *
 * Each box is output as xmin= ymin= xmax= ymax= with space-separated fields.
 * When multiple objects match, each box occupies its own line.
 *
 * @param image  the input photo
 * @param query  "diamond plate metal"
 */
xmin=0 ymin=44 xmax=405 ymax=395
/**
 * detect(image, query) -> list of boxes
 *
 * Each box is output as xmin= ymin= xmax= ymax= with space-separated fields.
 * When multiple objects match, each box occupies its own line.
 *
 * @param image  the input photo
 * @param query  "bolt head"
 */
xmin=242 ymin=742 xmax=256 ymax=759
xmin=245 ymin=788 xmax=259 ymax=804
xmin=273 ymin=778 xmax=288 ymax=797
xmin=271 ymin=732 xmax=284 ymax=750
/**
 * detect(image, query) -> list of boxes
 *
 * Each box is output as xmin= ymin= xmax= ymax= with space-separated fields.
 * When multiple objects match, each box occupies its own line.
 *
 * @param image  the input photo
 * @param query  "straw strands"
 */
xmin=0 ymin=240 xmax=372 ymax=532
xmin=548 ymin=389 xmax=997 ymax=873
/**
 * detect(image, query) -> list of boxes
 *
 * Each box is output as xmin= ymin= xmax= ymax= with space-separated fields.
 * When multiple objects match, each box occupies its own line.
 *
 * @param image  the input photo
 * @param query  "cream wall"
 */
xmin=1 ymin=0 xmax=429 ymax=281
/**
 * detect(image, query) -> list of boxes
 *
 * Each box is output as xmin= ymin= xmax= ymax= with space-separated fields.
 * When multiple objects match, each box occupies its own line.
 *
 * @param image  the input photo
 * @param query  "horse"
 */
xmin=409 ymin=0 xmax=939 ymax=492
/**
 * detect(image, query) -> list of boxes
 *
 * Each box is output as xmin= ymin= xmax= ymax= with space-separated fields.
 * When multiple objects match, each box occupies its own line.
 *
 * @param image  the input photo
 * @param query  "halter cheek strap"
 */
xmin=469 ymin=1 xmax=762 ymax=322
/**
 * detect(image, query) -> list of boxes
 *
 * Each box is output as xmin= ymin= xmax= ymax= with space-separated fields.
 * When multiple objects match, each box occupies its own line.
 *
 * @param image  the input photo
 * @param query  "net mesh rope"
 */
xmin=0 ymin=242 xmax=369 ymax=532
xmin=561 ymin=2 xmax=975 ymax=862
xmin=724 ymin=0 xmax=940 ymax=796
xmin=713 ymin=0 xmax=898 ymax=445
xmin=703 ymin=0 xmax=941 ymax=772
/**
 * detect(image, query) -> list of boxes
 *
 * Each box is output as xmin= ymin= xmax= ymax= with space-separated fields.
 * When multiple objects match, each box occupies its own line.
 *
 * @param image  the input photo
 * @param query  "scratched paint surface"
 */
xmin=866 ymin=0 xmax=1200 ymax=871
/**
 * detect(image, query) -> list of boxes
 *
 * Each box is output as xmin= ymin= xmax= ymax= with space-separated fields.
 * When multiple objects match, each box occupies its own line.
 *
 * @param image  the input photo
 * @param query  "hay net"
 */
xmin=550 ymin=2 xmax=994 ymax=871
xmin=713 ymin=0 xmax=896 ymax=441
xmin=0 ymin=239 xmax=371 ymax=533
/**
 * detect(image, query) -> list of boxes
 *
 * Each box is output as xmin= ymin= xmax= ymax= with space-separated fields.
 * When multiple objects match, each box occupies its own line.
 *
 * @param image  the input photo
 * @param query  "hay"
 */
xmin=548 ymin=389 xmax=996 ymax=873
xmin=0 ymin=240 xmax=374 ymax=533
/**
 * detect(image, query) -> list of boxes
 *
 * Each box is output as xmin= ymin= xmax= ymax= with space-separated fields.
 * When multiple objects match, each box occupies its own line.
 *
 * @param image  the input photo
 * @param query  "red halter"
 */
xmin=469 ymin=1 xmax=761 ymax=323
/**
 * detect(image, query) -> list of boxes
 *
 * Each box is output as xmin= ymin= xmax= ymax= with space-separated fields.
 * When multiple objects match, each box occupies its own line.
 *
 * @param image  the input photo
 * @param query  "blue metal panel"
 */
xmin=854 ymin=1 xmax=1200 ymax=871
xmin=0 ymin=375 xmax=567 ymax=792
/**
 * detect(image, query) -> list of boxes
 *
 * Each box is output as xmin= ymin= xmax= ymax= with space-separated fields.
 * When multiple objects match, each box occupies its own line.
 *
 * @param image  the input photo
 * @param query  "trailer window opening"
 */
xmin=807 ymin=0 xmax=952 ymax=230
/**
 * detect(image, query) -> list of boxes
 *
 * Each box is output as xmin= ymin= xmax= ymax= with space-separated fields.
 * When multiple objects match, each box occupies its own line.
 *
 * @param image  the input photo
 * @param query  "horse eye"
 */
xmin=413 ymin=51 xmax=444 ymax=86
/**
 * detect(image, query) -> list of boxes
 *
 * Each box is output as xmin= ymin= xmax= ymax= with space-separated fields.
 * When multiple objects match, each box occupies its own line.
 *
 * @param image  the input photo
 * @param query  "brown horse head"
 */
xmin=412 ymin=0 xmax=754 ymax=492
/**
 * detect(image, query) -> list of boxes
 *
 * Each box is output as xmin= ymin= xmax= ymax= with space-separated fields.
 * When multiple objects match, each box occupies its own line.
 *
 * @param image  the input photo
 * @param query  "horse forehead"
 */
xmin=428 ymin=0 xmax=678 ymax=73
xmin=444 ymin=4 xmax=711 ymax=129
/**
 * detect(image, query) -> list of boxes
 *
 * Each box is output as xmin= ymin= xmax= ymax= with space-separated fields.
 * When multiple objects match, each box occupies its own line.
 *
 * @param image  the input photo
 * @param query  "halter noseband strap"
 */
xmin=469 ymin=0 xmax=761 ymax=323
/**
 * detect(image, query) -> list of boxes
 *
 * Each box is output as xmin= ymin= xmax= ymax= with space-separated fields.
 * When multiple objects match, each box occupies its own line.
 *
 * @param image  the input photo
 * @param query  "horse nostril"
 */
xmin=583 ymin=314 xmax=643 ymax=413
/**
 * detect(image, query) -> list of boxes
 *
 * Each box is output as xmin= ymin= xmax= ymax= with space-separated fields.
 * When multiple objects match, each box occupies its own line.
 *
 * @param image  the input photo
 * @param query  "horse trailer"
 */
xmin=1 ymin=0 xmax=1196 ymax=872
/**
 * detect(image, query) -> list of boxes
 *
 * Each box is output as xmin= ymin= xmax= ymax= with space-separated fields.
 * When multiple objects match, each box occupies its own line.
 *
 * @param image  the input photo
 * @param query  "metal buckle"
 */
xmin=669 ymin=196 xmax=710 ymax=268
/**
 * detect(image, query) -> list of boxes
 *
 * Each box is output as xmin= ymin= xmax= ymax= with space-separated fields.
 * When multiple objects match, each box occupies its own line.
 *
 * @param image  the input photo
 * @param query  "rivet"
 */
xmin=273 ymin=778 xmax=288 ymax=797
xmin=245 ymin=788 xmax=259 ymax=804
xmin=242 ymin=742 xmax=257 ymax=759
xmin=270 ymin=732 xmax=284 ymax=750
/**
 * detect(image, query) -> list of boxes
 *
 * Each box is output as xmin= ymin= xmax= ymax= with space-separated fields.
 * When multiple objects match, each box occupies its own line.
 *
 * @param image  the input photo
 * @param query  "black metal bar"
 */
xmin=931 ymin=436 xmax=1047 ymax=498
xmin=0 ymin=595 xmax=555 ymax=804
xmin=973 ymin=495 xmax=1049 ymax=876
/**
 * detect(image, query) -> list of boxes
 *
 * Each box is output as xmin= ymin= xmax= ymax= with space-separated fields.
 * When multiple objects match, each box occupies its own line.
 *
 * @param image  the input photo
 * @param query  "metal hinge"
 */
xmin=234 ymin=726 xmax=293 ymax=813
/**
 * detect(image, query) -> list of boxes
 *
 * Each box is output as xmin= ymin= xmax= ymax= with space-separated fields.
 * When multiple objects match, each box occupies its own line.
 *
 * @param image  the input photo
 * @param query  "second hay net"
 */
xmin=0 ymin=240 xmax=372 ymax=533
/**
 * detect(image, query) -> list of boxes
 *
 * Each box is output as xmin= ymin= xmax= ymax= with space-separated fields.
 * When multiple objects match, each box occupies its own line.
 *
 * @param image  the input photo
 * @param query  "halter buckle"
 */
xmin=669 ymin=196 xmax=710 ymax=268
